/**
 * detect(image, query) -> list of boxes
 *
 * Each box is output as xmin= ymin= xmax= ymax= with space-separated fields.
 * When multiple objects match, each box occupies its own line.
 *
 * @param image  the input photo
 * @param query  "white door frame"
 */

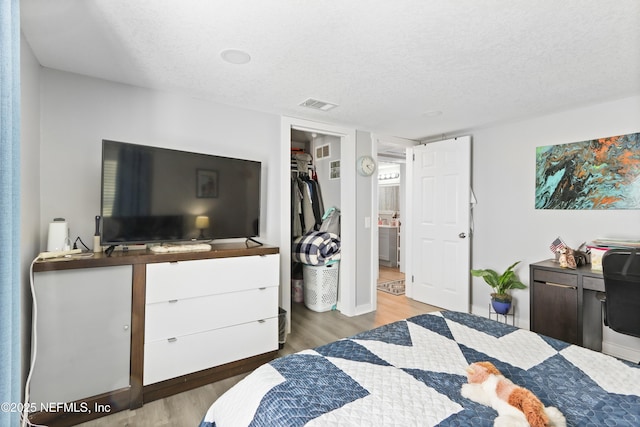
xmin=280 ymin=117 xmax=358 ymax=329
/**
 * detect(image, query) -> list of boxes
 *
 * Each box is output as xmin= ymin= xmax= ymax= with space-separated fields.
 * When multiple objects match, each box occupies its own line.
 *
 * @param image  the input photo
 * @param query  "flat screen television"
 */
xmin=100 ymin=140 xmax=261 ymax=245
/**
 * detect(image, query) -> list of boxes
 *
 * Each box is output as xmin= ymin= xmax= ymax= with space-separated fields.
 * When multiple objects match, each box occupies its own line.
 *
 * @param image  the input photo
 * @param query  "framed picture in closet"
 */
xmin=330 ymin=160 xmax=340 ymax=179
xmin=196 ymin=169 xmax=218 ymax=198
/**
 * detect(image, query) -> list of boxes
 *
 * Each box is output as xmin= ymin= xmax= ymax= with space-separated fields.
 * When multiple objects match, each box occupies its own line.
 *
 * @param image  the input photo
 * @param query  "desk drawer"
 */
xmin=532 ymin=268 xmax=577 ymax=287
xmin=583 ymin=276 xmax=605 ymax=292
xmin=531 ymin=280 xmax=579 ymax=344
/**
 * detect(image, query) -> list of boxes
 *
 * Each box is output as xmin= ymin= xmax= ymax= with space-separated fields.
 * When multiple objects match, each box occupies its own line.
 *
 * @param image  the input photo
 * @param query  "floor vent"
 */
xmin=299 ymin=98 xmax=338 ymax=111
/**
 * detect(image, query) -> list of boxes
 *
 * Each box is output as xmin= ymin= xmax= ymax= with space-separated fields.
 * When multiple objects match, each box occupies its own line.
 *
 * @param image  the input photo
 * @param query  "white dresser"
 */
xmin=144 ymin=254 xmax=279 ymax=385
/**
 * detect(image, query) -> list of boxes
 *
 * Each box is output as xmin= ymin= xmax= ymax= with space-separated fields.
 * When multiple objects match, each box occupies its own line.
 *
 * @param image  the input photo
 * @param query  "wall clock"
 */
xmin=357 ymin=155 xmax=377 ymax=176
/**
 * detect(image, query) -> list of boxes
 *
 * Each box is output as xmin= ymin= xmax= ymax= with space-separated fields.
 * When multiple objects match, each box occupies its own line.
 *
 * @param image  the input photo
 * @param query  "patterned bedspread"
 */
xmin=199 ymin=311 xmax=640 ymax=426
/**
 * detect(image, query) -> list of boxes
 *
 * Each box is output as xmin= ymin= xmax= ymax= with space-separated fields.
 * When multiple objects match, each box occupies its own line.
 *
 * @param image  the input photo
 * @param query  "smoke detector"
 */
xmin=299 ymin=98 xmax=338 ymax=111
xmin=220 ymin=49 xmax=251 ymax=65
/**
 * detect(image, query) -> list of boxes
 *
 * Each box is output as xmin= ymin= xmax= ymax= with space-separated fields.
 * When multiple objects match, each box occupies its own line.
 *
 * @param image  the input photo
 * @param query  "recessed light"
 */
xmin=220 ymin=49 xmax=251 ymax=65
xmin=422 ymin=110 xmax=443 ymax=117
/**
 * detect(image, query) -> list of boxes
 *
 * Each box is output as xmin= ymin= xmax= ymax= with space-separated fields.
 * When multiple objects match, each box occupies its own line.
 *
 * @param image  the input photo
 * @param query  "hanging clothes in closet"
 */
xmin=291 ymin=152 xmax=324 ymax=238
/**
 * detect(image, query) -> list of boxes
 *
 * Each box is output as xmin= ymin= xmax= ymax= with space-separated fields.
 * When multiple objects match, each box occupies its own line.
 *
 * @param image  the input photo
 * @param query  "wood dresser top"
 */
xmin=33 ymin=242 xmax=279 ymax=272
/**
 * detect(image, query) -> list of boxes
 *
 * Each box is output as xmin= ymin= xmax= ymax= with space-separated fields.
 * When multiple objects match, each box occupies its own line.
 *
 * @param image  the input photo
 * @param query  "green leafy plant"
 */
xmin=470 ymin=261 xmax=527 ymax=302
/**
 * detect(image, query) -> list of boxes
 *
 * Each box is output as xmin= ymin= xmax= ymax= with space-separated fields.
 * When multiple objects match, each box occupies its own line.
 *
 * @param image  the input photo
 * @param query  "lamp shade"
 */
xmin=195 ymin=215 xmax=210 ymax=229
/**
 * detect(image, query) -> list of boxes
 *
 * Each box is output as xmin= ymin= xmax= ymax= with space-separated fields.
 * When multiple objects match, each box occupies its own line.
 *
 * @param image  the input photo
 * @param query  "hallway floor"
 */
xmin=378 ymin=264 xmax=405 ymax=284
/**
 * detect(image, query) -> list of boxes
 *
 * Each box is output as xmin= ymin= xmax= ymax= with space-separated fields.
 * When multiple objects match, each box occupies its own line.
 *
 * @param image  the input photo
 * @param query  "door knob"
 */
xmin=459 ymin=232 xmax=467 ymax=239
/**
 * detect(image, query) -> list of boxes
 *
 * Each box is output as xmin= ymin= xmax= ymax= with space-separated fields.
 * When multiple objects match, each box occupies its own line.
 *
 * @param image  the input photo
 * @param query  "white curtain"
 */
xmin=0 ymin=0 xmax=21 ymax=426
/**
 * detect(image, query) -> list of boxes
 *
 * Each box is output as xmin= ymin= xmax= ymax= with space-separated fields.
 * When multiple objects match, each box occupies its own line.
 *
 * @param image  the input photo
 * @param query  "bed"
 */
xmin=199 ymin=311 xmax=640 ymax=426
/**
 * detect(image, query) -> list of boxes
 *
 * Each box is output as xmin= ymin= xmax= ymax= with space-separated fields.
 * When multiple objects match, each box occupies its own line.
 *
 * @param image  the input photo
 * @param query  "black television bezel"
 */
xmin=100 ymin=139 xmax=262 ymax=246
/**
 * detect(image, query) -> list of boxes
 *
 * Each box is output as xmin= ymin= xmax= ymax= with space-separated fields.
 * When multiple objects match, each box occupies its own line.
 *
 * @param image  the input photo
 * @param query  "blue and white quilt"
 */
xmin=292 ymin=231 xmax=341 ymax=265
xmin=200 ymin=311 xmax=640 ymax=426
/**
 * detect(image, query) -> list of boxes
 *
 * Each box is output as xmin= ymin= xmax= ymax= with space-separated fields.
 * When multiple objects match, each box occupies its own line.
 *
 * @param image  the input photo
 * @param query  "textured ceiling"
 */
xmin=20 ymin=0 xmax=640 ymax=140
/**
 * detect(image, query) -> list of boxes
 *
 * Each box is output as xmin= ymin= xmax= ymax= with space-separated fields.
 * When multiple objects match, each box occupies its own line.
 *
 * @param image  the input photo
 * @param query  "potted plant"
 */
xmin=471 ymin=261 xmax=527 ymax=315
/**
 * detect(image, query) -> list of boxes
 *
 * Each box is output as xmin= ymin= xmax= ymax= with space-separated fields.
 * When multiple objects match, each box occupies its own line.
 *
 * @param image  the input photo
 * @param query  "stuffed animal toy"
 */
xmin=558 ymin=247 xmax=577 ymax=269
xmin=461 ymin=361 xmax=566 ymax=427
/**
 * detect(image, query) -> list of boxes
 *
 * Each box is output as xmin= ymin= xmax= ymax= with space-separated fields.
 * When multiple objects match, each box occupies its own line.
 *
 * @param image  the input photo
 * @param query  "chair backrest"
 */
xmin=602 ymin=249 xmax=640 ymax=338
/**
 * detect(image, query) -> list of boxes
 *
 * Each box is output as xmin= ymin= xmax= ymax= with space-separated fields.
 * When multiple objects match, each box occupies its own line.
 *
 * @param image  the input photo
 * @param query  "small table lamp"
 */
xmin=195 ymin=215 xmax=210 ymax=239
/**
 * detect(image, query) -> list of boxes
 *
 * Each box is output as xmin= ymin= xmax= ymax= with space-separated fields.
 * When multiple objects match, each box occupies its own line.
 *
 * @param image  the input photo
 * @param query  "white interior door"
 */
xmin=410 ymin=136 xmax=471 ymax=312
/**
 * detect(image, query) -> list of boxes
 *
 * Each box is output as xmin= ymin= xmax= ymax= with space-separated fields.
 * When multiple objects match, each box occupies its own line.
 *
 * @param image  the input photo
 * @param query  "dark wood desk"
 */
xmin=530 ymin=260 xmax=604 ymax=351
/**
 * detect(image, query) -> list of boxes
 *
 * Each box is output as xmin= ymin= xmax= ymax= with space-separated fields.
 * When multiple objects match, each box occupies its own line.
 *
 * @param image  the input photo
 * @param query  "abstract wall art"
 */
xmin=535 ymin=132 xmax=640 ymax=209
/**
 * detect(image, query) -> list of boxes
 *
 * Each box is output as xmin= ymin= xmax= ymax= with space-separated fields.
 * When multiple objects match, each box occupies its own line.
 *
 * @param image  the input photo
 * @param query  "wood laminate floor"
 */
xmin=378 ymin=264 xmax=405 ymax=284
xmin=78 ymin=270 xmax=440 ymax=427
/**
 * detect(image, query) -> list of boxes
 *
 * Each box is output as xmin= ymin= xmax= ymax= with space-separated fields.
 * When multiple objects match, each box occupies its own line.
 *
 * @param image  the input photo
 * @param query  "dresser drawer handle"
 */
xmin=168 ymin=299 xmax=178 ymax=303
xmin=168 ymin=337 xmax=178 ymax=343
xmin=544 ymin=282 xmax=577 ymax=289
xmin=258 ymin=319 xmax=266 ymax=323
xmin=258 ymin=287 xmax=267 ymax=290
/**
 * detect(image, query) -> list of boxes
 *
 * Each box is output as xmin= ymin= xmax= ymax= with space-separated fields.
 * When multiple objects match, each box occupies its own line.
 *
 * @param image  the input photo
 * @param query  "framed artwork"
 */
xmin=330 ymin=160 xmax=341 ymax=179
xmin=196 ymin=169 xmax=218 ymax=198
xmin=535 ymin=132 xmax=640 ymax=209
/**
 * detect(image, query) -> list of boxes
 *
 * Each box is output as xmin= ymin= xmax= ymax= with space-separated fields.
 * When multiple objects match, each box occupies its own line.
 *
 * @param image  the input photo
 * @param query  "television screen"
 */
xmin=101 ymin=140 xmax=261 ymax=245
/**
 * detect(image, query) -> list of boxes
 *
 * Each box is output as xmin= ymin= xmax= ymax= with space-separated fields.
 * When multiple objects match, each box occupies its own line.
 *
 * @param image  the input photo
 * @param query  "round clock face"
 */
xmin=357 ymin=155 xmax=376 ymax=176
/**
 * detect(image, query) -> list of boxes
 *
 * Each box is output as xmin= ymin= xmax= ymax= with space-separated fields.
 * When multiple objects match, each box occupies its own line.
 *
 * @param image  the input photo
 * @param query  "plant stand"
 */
xmin=489 ymin=302 xmax=515 ymax=326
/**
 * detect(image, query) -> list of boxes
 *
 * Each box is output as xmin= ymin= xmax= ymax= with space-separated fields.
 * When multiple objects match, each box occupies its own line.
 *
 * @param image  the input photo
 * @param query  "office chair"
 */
xmin=601 ymin=249 xmax=640 ymax=339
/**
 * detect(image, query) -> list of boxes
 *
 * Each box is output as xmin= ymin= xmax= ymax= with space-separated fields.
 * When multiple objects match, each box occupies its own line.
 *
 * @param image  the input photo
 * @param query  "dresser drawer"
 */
xmin=145 ymin=286 xmax=278 ymax=342
xmin=143 ymin=317 xmax=278 ymax=385
xmin=146 ymin=254 xmax=279 ymax=303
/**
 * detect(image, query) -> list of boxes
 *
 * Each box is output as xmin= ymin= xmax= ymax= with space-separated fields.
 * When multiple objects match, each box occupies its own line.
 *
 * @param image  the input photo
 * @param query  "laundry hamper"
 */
xmin=302 ymin=261 xmax=339 ymax=312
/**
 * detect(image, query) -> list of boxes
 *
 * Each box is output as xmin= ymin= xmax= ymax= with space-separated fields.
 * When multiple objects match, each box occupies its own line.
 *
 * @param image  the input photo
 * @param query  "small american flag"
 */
xmin=550 ymin=237 xmax=566 ymax=253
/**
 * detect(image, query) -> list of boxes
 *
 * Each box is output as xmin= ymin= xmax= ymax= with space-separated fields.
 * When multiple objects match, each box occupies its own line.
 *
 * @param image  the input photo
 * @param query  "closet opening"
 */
xmin=290 ymin=129 xmax=342 ymax=314
xmin=376 ymin=147 xmax=407 ymax=300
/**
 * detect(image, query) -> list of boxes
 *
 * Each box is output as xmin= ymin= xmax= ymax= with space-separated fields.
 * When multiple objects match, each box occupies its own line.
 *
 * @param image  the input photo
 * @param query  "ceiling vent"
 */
xmin=299 ymin=98 xmax=338 ymax=111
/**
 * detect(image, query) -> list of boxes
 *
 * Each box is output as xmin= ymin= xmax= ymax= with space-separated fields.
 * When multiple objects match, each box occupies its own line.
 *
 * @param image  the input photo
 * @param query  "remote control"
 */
xmin=38 ymin=249 xmax=82 ymax=259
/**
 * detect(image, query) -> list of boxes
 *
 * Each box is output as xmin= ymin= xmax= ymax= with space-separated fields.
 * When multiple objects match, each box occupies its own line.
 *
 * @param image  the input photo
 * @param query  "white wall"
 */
xmin=471 ymin=95 xmax=640 ymax=358
xmin=33 ymin=62 xmax=640 ymax=358
xmin=38 ymin=69 xmax=281 ymax=250
xmin=20 ymin=33 xmax=42 ymax=391
xmin=355 ymin=130 xmax=376 ymax=312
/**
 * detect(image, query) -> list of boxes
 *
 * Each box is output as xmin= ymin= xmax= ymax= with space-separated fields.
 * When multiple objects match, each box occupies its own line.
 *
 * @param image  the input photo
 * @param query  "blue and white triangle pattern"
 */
xmin=200 ymin=311 xmax=640 ymax=427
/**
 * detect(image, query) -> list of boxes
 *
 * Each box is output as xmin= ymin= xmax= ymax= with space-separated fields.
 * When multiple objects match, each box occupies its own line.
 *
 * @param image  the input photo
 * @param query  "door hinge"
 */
xmin=411 ymin=275 xmax=414 ymax=283
xmin=412 ymin=153 xmax=415 ymax=161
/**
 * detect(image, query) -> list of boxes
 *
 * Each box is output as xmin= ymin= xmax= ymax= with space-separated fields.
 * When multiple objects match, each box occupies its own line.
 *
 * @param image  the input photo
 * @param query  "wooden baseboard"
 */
xmin=28 ymin=387 xmax=130 ymax=427
xmin=142 ymin=351 xmax=277 ymax=403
